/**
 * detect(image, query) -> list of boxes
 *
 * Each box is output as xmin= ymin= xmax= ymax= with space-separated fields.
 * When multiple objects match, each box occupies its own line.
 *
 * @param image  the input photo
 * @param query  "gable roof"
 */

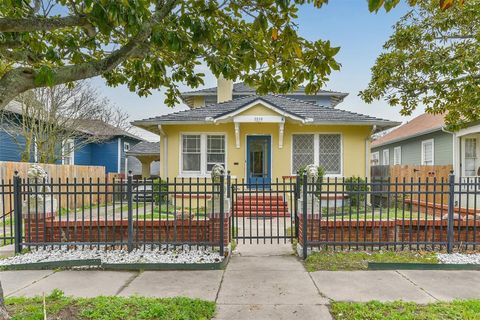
xmin=3 ymin=101 xmax=143 ymax=141
xmin=371 ymin=113 xmax=446 ymax=148
xmin=77 ymin=120 xmax=143 ymax=141
xmin=133 ymin=95 xmax=399 ymax=132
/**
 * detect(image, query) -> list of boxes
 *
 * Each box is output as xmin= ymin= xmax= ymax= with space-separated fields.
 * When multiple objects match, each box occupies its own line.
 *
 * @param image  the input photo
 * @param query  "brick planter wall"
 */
xmin=297 ymin=215 xmax=480 ymax=247
xmin=23 ymin=214 xmax=230 ymax=247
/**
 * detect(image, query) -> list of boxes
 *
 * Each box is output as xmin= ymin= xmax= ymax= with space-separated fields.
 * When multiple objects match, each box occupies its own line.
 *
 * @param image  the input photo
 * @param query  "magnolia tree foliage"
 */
xmin=0 ymin=0 xmax=422 ymax=110
xmin=361 ymin=0 xmax=479 ymax=130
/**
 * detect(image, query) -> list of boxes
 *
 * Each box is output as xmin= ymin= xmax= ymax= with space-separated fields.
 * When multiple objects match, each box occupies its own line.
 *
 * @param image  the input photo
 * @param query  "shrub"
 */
xmin=345 ymin=176 xmax=369 ymax=207
xmin=153 ymin=178 xmax=169 ymax=205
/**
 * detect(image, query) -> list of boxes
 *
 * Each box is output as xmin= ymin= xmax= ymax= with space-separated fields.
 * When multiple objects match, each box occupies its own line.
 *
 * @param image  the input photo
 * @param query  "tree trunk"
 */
xmin=0 ymin=281 xmax=10 ymax=320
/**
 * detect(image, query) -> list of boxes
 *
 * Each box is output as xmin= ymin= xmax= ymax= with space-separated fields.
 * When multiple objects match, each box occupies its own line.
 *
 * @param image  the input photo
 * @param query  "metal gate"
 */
xmin=231 ymin=177 xmax=298 ymax=244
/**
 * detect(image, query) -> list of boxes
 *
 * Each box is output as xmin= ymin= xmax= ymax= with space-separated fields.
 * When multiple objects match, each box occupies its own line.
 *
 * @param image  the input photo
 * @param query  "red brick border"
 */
xmin=24 ymin=215 xmax=230 ymax=247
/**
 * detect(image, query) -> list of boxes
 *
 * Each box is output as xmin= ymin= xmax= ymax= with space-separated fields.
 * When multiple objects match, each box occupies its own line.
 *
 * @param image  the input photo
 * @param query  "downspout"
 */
xmin=157 ymin=125 xmax=167 ymax=177
xmin=366 ymin=125 xmax=377 ymax=178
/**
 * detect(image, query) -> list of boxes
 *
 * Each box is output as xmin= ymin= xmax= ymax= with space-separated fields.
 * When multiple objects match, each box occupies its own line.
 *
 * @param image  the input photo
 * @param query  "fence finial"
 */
xmin=14 ymin=170 xmax=19 ymax=177
xmin=128 ymin=170 xmax=133 ymax=177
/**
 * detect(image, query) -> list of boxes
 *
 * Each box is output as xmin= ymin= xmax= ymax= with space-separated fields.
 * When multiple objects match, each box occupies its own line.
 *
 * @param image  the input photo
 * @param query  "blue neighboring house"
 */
xmin=0 ymin=101 xmax=143 ymax=174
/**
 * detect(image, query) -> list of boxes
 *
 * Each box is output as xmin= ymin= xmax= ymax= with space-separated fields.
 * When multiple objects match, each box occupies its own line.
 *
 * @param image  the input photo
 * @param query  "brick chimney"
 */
xmin=217 ymin=75 xmax=233 ymax=103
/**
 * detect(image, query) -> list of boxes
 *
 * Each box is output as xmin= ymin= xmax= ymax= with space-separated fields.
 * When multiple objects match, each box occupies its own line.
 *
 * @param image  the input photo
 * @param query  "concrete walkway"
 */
xmin=1 ymin=244 xmax=480 ymax=319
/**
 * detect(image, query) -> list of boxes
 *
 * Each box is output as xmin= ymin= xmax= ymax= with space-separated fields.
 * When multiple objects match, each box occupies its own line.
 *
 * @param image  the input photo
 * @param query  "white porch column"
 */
xmin=234 ymin=122 xmax=240 ymax=148
xmin=279 ymin=122 xmax=285 ymax=149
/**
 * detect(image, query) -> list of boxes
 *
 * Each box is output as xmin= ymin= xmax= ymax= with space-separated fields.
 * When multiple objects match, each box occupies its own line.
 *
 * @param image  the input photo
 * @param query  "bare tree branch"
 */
xmin=1 ymin=82 xmax=131 ymax=164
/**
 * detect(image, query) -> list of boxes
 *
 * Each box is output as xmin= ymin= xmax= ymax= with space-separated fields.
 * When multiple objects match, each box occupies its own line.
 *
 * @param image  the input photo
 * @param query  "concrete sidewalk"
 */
xmin=1 ymin=244 xmax=480 ymax=319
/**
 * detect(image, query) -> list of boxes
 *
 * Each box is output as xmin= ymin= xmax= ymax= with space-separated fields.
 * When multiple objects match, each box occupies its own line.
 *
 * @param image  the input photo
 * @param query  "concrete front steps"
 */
xmin=233 ymin=195 xmax=290 ymax=217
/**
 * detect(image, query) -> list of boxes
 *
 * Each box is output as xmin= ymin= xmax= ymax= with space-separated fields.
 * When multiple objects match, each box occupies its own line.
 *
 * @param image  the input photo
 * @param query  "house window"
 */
xmin=371 ymin=151 xmax=379 ymax=165
xmin=62 ymin=139 xmax=75 ymax=165
xmin=182 ymin=135 xmax=201 ymax=172
xmin=292 ymin=134 xmax=315 ymax=173
xmin=207 ymin=135 xmax=225 ymax=172
xmin=393 ymin=146 xmax=401 ymax=165
xmin=181 ymin=134 xmax=226 ymax=175
xmin=318 ymin=134 xmax=341 ymax=175
xmin=464 ymin=138 xmax=477 ymax=176
xmin=421 ymin=139 xmax=434 ymax=165
xmin=382 ymin=149 xmax=389 ymax=165
xmin=291 ymin=133 xmax=342 ymax=175
xmin=124 ymin=142 xmax=130 ymax=152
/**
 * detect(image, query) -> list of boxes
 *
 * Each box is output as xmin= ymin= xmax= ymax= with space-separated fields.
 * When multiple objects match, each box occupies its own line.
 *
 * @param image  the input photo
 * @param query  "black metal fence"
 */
xmin=0 ymin=179 xmax=14 ymax=246
xmin=3 ymin=172 xmax=227 ymax=255
xmin=231 ymin=177 xmax=297 ymax=244
xmin=1 ymin=170 xmax=480 ymax=259
xmin=299 ymin=174 xmax=480 ymax=258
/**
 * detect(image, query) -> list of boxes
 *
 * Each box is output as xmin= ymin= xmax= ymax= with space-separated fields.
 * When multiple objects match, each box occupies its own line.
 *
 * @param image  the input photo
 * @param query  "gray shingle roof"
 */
xmin=77 ymin=119 xmax=143 ymax=141
xmin=4 ymin=101 xmax=143 ymax=141
xmin=126 ymin=141 xmax=160 ymax=156
xmin=181 ymin=82 xmax=347 ymax=97
xmin=133 ymin=95 xmax=399 ymax=129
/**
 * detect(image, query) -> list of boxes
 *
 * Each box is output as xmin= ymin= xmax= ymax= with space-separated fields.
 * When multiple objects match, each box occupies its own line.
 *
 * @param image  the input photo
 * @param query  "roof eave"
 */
xmin=372 ymin=126 xmax=445 ymax=148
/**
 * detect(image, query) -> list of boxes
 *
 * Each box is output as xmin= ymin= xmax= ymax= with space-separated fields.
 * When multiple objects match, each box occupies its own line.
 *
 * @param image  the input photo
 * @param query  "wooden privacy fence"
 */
xmin=371 ymin=164 xmax=454 ymax=208
xmin=0 ymin=161 xmax=106 ymax=215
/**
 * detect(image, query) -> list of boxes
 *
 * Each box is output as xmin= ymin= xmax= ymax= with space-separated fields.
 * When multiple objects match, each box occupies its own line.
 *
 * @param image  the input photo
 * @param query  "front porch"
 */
xmin=453 ymin=126 xmax=480 ymax=210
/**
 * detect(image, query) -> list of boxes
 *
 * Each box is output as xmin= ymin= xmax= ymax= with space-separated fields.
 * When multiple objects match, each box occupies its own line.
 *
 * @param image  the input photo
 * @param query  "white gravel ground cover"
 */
xmin=0 ymin=246 xmax=223 ymax=266
xmin=437 ymin=253 xmax=480 ymax=265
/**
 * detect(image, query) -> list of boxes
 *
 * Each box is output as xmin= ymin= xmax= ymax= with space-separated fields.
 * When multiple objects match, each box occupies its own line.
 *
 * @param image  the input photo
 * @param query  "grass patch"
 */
xmin=330 ymin=300 xmax=480 ymax=320
xmin=59 ymin=202 xmax=111 ymax=216
xmin=305 ymin=251 xmax=438 ymax=271
xmin=322 ymin=207 xmax=434 ymax=221
xmin=136 ymin=213 xmax=175 ymax=220
xmin=6 ymin=289 xmax=216 ymax=320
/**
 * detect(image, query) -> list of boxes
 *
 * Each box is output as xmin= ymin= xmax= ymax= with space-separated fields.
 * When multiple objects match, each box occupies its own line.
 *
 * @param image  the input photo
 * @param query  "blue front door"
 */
xmin=246 ymin=136 xmax=271 ymax=187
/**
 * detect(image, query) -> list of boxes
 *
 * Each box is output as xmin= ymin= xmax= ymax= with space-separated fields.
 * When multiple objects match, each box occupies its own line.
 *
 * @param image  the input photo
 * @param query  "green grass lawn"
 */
xmin=305 ymin=251 xmax=438 ymax=271
xmin=323 ymin=206 xmax=434 ymax=221
xmin=5 ymin=289 xmax=215 ymax=320
xmin=330 ymin=300 xmax=480 ymax=320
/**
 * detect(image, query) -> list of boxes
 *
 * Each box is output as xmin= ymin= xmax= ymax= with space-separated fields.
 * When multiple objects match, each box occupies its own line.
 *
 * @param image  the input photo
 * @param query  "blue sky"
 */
xmin=91 ymin=1 xmax=418 ymax=141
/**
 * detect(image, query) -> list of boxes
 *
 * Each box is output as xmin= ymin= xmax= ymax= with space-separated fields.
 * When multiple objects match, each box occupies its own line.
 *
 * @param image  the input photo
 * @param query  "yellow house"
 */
xmin=132 ymin=79 xmax=398 ymax=182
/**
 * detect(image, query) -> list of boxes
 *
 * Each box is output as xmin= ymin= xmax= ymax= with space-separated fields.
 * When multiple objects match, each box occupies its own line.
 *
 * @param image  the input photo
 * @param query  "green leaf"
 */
xmin=34 ymin=66 xmax=55 ymax=86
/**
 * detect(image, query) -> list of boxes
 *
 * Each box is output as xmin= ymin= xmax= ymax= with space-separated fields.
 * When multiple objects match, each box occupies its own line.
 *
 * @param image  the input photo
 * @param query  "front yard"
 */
xmin=331 ymin=300 xmax=480 ymax=320
xmin=305 ymin=251 xmax=438 ymax=271
xmin=5 ymin=290 xmax=215 ymax=320
xmin=5 ymin=290 xmax=480 ymax=320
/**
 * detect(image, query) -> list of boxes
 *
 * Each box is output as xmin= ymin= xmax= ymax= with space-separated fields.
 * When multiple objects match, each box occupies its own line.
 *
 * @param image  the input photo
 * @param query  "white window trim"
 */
xmin=61 ymin=138 xmax=75 ymax=165
xmin=461 ymin=136 xmax=479 ymax=176
xmin=117 ymin=138 xmax=121 ymax=173
xmin=393 ymin=146 xmax=401 ymax=165
xmin=290 ymin=132 xmax=343 ymax=177
xmin=371 ymin=151 xmax=380 ymax=165
xmin=421 ymin=139 xmax=434 ymax=165
xmin=382 ymin=149 xmax=389 ymax=165
xmin=179 ymin=132 xmax=228 ymax=177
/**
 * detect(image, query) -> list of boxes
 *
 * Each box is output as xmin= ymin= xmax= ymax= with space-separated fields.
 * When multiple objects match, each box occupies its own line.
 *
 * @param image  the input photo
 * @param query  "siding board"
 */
xmin=372 ymin=130 xmax=453 ymax=166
